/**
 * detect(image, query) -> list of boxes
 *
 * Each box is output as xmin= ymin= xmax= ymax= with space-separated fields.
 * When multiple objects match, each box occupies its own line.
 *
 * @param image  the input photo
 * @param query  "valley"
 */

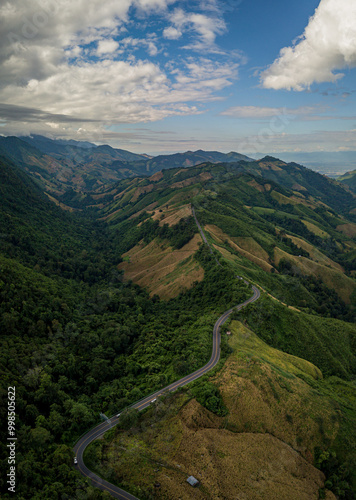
xmin=0 ymin=137 xmax=355 ymax=500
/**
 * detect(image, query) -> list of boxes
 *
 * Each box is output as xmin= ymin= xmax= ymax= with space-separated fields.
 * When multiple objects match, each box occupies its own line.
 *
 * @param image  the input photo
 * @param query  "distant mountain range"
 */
xmin=0 ymin=135 xmax=253 ymax=194
xmin=0 ymin=133 xmax=355 ymax=218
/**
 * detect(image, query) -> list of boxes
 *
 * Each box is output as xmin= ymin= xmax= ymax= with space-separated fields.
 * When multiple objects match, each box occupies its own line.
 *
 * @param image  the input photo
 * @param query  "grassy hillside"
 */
xmin=94 ymin=161 xmax=355 ymax=314
xmin=238 ymin=296 xmax=356 ymax=379
xmin=86 ymin=309 xmax=356 ymax=499
xmin=338 ymin=170 xmax=356 ymax=194
xmin=1 ymin=152 xmax=355 ymax=498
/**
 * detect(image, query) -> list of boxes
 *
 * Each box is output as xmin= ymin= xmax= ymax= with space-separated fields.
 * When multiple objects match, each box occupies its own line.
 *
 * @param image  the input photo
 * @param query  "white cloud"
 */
xmin=167 ymin=7 xmax=226 ymax=51
xmin=163 ymin=26 xmax=182 ymax=40
xmin=0 ymin=0 xmax=238 ymax=139
xmin=221 ymin=106 xmax=286 ymax=118
xmin=96 ymin=39 xmax=119 ymax=55
xmin=172 ymin=58 xmax=238 ymax=95
xmin=0 ymin=56 xmax=237 ymax=138
xmin=220 ymin=105 xmax=328 ymax=119
xmin=261 ymin=0 xmax=356 ymax=90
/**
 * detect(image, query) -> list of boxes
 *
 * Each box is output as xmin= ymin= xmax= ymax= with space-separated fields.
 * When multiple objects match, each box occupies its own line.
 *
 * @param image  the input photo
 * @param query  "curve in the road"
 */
xmin=73 ymin=209 xmax=261 ymax=500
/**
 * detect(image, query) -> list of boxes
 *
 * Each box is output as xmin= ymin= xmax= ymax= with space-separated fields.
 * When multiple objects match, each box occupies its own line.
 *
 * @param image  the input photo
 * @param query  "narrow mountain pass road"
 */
xmin=73 ymin=209 xmax=261 ymax=499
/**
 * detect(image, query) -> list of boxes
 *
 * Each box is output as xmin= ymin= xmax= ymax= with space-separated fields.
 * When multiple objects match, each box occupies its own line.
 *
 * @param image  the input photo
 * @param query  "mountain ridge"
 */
xmin=0 ymin=150 xmax=355 ymax=499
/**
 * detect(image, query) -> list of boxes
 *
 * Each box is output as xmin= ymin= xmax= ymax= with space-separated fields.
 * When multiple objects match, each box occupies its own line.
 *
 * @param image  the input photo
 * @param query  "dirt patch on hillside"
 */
xmin=271 ymin=190 xmax=317 ymax=209
xmin=118 ymin=233 xmax=204 ymax=299
xmin=170 ymin=172 xmax=213 ymax=189
xmin=292 ymin=182 xmax=308 ymax=191
xmin=158 ymin=425 xmax=331 ymax=500
xmin=99 ymin=322 xmax=338 ymax=500
xmin=234 ymin=237 xmax=270 ymax=262
xmin=248 ymin=179 xmax=265 ymax=192
xmin=103 ymin=394 xmax=335 ymax=500
xmin=128 ymin=202 xmax=158 ymax=220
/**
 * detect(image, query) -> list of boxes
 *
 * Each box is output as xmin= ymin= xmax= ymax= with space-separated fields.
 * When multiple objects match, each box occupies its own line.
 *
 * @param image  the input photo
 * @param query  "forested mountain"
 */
xmin=1 ymin=147 xmax=356 ymax=499
xmin=142 ymin=149 xmax=253 ymax=172
xmin=0 ymin=136 xmax=150 ymax=194
xmin=0 ymin=135 xmax=252 ymax=197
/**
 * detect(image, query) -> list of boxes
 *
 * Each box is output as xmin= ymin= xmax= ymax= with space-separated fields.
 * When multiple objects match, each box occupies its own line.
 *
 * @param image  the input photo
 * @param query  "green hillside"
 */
xmin=338 ymin=169 xmax=356 ymax=195
xmin=0 ymin=153 xmax=355 ymax=499
xmin=94 ymin=160 xmax=356 ymax=312
xmin=86 ymin=314 xmax=356 ymax=499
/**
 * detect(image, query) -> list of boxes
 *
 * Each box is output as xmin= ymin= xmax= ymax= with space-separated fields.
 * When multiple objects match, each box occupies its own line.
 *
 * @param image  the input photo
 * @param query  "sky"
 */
xmin=0 ymin=0 xmax=356 ymax=156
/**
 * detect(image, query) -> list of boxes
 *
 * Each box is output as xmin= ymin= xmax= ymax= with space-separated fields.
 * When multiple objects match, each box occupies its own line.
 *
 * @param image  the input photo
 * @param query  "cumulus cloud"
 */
xmin=0 ymin=0 xmax=236 ymax=136
xmin=163 ymin=26 xmax=182 ymax=40
xmin=96 ymin=39 xmax=120 ymax=55
xmin=261 ymin=0 xmax=356 ymax=90
xmin=0 ymin=56 xmax=236 ymax=138
xmin=166 ymin=7 xmax=226 ymax=50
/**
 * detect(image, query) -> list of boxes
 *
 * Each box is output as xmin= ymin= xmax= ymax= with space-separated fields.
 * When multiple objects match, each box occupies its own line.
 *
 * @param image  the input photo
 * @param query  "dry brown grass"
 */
xmin=131 ymin=183 xmax=155 ymax=202
xmin=170 ymin=172 xmax=213 ymax=190
xmin=44 ymin=193 xmax=76 ymax=212
xmin=99 ymin=320 xmax=339 ymax=500
xmin=336 ymin=222 xmax=356 ymax=238
xmin=285 ymin=234 xmax=343 ymax=272
xmin=292 ymin=183 xmax=308 ymax=192
xmin=205 ymin=225 xmax=274 ymax=272
xmin=258 ymin=161 xmax=284 ymax=172
xmin=234 ymin=236 xmax=270 ymax=261
xmin=128 ymin=202 xmax=158 ymax=220
xmin=274 ymin=247 xmax=355 ymax=303
xmin=150 ymin=204 xmax=192 ymax=227
xmin=271 ymin=190 xmax=317 ymax=209
xmin=247 ymin=179 xmax=265 ymax=192
xmin=118 ymin=233 xmax=204 ymax=299
xmin=149 ymin=171 xmax=164 ymax=182
xmin=103 ymin=391 xmax=335 ymax=500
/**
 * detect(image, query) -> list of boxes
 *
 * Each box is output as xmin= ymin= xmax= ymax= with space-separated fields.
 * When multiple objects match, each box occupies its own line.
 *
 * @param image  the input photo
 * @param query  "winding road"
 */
xmin=73 ymin=209 xmax=261 ymax=499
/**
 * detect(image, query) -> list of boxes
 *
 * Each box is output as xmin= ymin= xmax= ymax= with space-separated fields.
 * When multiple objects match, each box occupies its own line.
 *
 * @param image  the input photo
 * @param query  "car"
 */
xmin=74 ymin=457 xmax=78 ymax=465
xmin=116 ymin=413 xmax=121 ymax=418
xmin=150 ymin=398 xmax=157 ymax=404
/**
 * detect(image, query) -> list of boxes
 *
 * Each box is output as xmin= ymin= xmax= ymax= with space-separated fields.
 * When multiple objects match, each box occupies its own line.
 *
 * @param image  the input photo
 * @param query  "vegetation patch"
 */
xmin=206 ymin=224 xmax=274 ymax=272
xmin=337 ymin=222 xmax=356 ymax=238
xmin=274 ymin=247 xmax=355 ymax=303
xmin=118 ymin=233 xmax=204 ymax=299
xmin=302 ymin=219 xmax=330 ymax=238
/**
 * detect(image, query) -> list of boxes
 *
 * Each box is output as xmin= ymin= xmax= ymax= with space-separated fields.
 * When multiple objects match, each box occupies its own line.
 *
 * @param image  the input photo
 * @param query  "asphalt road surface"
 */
xmin=73 ymin=209 xmax=261 ymax=499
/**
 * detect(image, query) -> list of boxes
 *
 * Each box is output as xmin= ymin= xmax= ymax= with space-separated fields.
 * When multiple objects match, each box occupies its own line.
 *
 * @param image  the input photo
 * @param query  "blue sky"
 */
xmin=0 ymin=0 xmax=355 ymax=156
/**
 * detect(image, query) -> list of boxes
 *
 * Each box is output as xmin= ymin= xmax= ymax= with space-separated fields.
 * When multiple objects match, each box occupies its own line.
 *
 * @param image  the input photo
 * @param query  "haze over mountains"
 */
xmin=252 ymin=151 xmax=356 ymax=178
